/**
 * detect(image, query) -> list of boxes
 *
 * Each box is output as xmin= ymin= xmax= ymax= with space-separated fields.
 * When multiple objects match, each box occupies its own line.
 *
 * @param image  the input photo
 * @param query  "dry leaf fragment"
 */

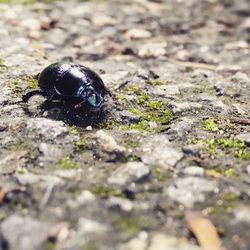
xmin=230 ymin=118 xmax=250 ymax=126
xmin=0 ymin=187 xmax=6 ymax=205
xmin=48 ymin=222 xmax=69 ymax=250
xmin=185 ymin=210 xmax=224 ymax=250
xmin=171 ymin=60 xmax=217 ymax=71
xmin=206 ymin=170 xmax=222 ymax=178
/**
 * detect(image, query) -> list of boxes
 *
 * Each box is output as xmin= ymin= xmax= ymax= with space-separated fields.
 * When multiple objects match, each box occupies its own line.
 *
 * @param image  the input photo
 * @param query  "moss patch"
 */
xmin=194 ymin=136 xmax=250 ymax=160
xmin=115 ymin=216 xmax=140 ymax=237
xmin=75 ymin=139 xmax=86 ymax=153
xmin=23 ymin=76 xmax=39 ymax=89
xmin=69 ymin=127 xmax=79 ymax=135
xmin=146 ymin=79 xmax=163 ymax=86
xmin=152 ymin=167 xmax=172 ymax=181
xmin=123 ymin=100 xmax=173 ymax=132
xmin=59 ymin=156 xmax=80 ymax=169
xmin=203 ymin=119 xmax=219 ymax=132
xmin=206 ymin=192 xmax=240 ymax=215
xmin=91 ymin=185 xmax=123 ymax=198
xmin=100 ymin=119 xmax=117 ymax=130
xmin=8 ymin=141 xmax=29 ymax=151
xmin=0 ymin=58 xmax=7 ymax=72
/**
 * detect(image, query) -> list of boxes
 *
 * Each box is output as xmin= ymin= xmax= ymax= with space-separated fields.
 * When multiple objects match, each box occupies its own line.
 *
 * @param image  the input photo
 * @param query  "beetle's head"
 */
xmin=86 ymin=88 xmax=103 ymax=112
xmin=75 ymin=86 xmax=103 ymax=113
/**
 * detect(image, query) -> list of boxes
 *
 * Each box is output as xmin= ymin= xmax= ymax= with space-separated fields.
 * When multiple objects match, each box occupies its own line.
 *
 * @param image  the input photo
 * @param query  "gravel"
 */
xmin=0 ymin=0 xmax=249 ymax=249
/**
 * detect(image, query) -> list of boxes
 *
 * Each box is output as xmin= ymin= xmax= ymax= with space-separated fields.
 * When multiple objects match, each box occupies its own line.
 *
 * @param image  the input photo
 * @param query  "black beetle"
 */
xmin=23 ymin=62 xmax=111 ymax=123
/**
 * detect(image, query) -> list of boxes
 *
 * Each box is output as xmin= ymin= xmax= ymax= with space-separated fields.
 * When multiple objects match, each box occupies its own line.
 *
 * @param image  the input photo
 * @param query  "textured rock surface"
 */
xmin=0 ymin=216 xmax=50 ymax=250
xmin=0 ymin=0 xmax=249 ymax=250
xmin=167 ymin=177 xmax=217 ymax=207
xmin=141 ymin=135 xmax=183 ymax=169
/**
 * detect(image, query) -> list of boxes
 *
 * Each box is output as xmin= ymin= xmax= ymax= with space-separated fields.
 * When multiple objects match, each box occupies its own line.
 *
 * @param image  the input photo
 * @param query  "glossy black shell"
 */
xmin=38 ymin=62 xmax=107 ymax=98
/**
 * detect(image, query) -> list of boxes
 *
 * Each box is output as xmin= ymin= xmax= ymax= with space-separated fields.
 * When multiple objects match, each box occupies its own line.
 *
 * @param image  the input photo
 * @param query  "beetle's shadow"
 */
xmin=22 ymin=96 xmax=106 ymax=127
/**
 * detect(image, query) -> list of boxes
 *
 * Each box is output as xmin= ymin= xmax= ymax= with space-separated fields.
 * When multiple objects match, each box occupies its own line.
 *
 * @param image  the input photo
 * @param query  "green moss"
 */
xmin=124 ymin=120 xmax=148 ymax=131
xmin=9 ymin=80 xmax=22 ymax=94
xmin=136 ymin=92 xmax=148 ymax=105
xmin=207 ymin=192 xmax=240 ymax=215
xmin=23 ymin=76 xmax=38 ymax=89
xmin=194 ymin=136 xmax=250 ymax=160
xmin=217 ymin=137 xmax=250 ymax=160
xmin=45 ymin=242 xmax=55 ymax=250
xmin=224 ymin=168 xmax=238 ymax=177
xmin=204 ymin=139 xmax=217 ymax=154
xmin=223 ymin=192 xmax=239 ymax=203
xmin=124 ymin=100 xmax=173 ymax=131
xmin=126 ymin=85 xmax=141 ymax=95
xmin=127 ymin=155 xmax=140 ymax=161
xmin=217 ymin=137 xmax=244 ymax=149
xmin=234 ymin=149 xmax=250 ymax=160
xmin=146 ymin=79 xmax=163 ymax=86
xmin=59 ymin=157 xmax=80 ymax=169
xmin=203 ymin=119 xmax=219 ymax=132
xmin=69 ymin=127 xmax=79 ymax=135
xmin=0 ymin=212 xmax=7 ymax=221
xmin=212 ymin=167 xmax=238 ymax=177
xmin=9 ymin=141 xmax=29 ymax=151
xmin=0 ymin=58 xmax=7 ymax=72
xmin=81 ymin=242 xmax=99 ymax=250
xmin=100 ymin=119 xmax=117 ymax=130
xmin=91 ymin=185 xmax=123 ymax=198
xmin=75 ymin=139 xmax=86 ymax=153
xmin=123 ymin=137 xmax=140 ymax=149
xmin=153 ymin=167 xmax=171 ymax=181
xmin=121 ymin=84 xmax=173 ymax=131
xmin=115 ymin=216 xmax=140 ymax=237
xmin=9 ymin=75 xmax=38 ymax=94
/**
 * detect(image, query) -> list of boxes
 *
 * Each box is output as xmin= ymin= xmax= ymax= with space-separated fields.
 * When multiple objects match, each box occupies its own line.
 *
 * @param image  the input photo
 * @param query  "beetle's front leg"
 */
xmin=22 ymin=90 xmax=46 ymax=103
xmin=34 ymin=93 xmax=56 ymax=117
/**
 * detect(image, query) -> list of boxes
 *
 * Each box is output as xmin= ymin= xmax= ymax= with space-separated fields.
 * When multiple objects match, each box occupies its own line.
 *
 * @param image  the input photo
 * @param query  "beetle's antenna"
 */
xmin=74 ymin=99 xmax=87 ymax=109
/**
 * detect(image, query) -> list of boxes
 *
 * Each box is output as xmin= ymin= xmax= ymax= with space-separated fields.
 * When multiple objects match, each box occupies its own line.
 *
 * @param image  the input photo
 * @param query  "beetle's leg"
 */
xmin=106 ymin=88 xmax=112 ymax=96
xmin=38 ymin=93 xmax=56 ymax=112
xmin=33 ymin=93 xmax=56 ymax=117
xmin=22 ymin=90 xmax=47 ymax=103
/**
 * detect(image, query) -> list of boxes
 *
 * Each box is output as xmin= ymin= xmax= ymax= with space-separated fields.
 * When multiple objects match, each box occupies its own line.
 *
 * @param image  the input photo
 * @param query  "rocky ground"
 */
xmin=0 ymin=0 xmax=250 ymax=249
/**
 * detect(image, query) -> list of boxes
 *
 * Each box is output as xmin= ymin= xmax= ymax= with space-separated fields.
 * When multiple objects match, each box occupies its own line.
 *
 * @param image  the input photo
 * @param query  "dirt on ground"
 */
xmin=0 ymin=0 xmax=249 ymax=250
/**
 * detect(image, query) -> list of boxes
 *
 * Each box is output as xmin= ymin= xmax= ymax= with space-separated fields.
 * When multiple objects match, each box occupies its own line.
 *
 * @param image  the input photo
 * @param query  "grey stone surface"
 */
xmin=234 ymin=206 xmax=250 ymax=224
xmin=180 ymin=166 xmax=205 ymax=177
xmin=93 ymin=130 xmax=126 ymax=153
xmin=15 ymin=172 xmax=63 ymax=186
xmin=39 ymin=142 xmax=64 ymax=162
xmin=236 ymin=133 xmax=250 ymax=146
xmin=0 ymin=0 xmax=249 ymax=249
xmin=247 ymin=165 xmax=250 ymax=175
xmin=167 ymin=118 xmax=194 ymax=137
xmin=26 ymin=118 xmax=68 ymax=140
xmin=108 ymin=197 xmax=133 ymax=212
xmin=167 ymin=177 xmax=217 ymax=207
xmin=171 ymin=102 xmax=202 ymax=114
xmin=141 ymin=135 xmax=183 ymax=169
xmin=182 ymin=144 xmax=202 ymax=156
xmin=0 ymin=216 xmax=50 ymax=250
xmin=148 ymin=233 xmax=200 ymax=250
xmin=152 ymin=84 xmax=180 ymax=97
xmin=108 ymin=162 xmax=150 ymax=186
xmin=77 ymin=218 xmax=107 ymax=236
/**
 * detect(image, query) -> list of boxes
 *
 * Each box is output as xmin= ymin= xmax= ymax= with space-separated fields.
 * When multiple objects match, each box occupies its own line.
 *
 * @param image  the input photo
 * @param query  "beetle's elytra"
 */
xmin=23 ymin=62 xmax=111 ymax=123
